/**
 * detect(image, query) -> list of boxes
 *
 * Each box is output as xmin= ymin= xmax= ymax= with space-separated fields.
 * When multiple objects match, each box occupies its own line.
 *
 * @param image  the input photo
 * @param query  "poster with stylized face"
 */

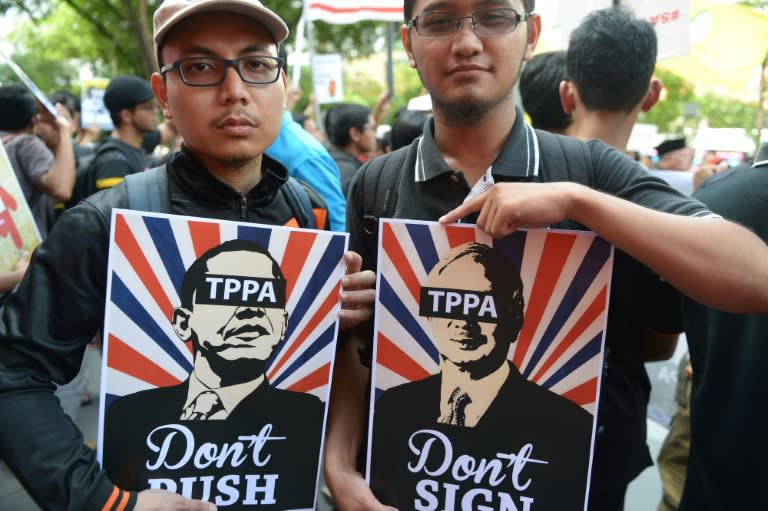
xmin=367 ymin=219 xmax=613 ymax=511
xmin=98 ymin=209 xmax=348 ymax=510
xmin=0 ymin=140 xmax=40 ymax=272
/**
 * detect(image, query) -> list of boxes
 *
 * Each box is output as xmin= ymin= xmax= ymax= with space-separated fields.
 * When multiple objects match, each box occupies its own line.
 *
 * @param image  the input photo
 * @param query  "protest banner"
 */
xmin=367 ymin=219 xmax=613 ymax=511
xmin=97 ymin=210 xmax=348 ymax=510
xmin=0 ymin=140 xmax=41 ymax=272
xmin=80 ymin=77 xmax=113 ymax=130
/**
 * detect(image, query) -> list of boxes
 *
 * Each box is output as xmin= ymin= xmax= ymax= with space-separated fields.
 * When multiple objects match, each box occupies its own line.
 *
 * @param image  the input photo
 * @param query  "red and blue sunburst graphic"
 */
xmin=101 ymin=210 xmax=348 ymax=410
xmin=372 ymin=220 xmax=613 ymax=415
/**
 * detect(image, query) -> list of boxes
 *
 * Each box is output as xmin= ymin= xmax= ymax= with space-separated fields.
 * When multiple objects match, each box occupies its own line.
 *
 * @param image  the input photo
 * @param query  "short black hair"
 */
xmin=179 ymin=239 xmax=284 ymax=309
xmin=567 ymin=6 xmax=657 ymax=113
xmin=323 ymin=103 xmax=371 ymax=148
xmin=391 ymin=107 xmax=429 ymax=150
xmin=404 ymin=0 xmax=535 ymax=22
xmin=0 ymin=85 xmax=38 ymax=131
xmin=520 ymin=51 xmax=571 ymax=132
xmin=49 ymin=90 xmax=80 ymax=118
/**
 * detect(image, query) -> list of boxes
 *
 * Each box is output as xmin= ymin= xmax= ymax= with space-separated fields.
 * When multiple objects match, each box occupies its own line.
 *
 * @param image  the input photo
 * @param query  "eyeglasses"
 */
xmin=159 ymin=55 xmax=284 ymax=87
xmin=407 ymin=8 xmax=532 ymax=38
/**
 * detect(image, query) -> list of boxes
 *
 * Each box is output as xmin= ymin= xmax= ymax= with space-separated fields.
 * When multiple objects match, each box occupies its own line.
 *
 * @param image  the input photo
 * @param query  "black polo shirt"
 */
xmin=346 ymin=108 xmax=714 ymax=497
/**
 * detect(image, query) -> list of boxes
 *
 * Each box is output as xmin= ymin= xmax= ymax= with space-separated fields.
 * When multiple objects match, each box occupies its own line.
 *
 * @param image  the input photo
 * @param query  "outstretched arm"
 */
xmin=440 ymin=181 xmax=768 ymax=313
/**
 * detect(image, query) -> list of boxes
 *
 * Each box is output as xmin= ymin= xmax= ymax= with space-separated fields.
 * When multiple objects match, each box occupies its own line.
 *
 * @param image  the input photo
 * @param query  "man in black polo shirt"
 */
xmin=323 ymin=1 xmax=768 ymax=511
xmin=677 ymin=143 xmax=768 ymax=511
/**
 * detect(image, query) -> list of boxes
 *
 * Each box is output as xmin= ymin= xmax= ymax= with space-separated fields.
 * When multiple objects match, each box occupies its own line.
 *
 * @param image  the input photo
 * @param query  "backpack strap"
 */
xmin=535 ymin=129 xmax=594 ymax=230
xmin=124 ymin=165 xmax=170 ymax=212
xmin=282 ymin=177 xmax=317 ymax=229
xmin=534 ymin=129 xmax=591 ymax=185
xmin=361 ymin=140 xmax=418 ymax=237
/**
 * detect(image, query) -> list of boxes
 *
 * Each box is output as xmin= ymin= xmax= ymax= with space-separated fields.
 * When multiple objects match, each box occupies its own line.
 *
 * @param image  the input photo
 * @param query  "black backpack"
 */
xmin=66 ymin=141 xmax=124 ymax=209
xmin=359 ymin=129 xmax=592 ymax=239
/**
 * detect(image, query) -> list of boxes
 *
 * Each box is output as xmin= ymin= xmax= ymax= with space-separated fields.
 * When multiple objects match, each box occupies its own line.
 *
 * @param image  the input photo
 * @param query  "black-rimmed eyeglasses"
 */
xmin=159 ymin=56 xmax=284 ymax=87
xmin=407 ymin=8 xmax=532 ymax=38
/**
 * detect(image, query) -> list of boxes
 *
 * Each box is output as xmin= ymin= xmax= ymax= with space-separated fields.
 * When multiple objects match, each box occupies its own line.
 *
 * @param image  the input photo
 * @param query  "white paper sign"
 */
xmin=312 ymin=54 xmax=344 ymax=105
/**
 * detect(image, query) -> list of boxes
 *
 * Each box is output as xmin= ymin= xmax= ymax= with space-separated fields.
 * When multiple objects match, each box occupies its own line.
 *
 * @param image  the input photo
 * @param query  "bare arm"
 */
xmin=324 ymin=329 xmax=397 ymax=511
xmin=35 ymin=104 xmax=76 ymax=201
xmin=440 ymin=182 xmax=768 ymax=313
xmin=642 ymin=330 xmax=680 ymax=362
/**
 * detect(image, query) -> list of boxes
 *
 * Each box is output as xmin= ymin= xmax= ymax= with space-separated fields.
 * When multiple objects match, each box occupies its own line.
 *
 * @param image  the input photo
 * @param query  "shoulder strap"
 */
xmin=534 ymin=129 xmax=590 ymax=185
xmin=124 ymin=165 xmax=170 ymax=212
xmin=361 ymin=141 xmax=416 ymax=237
xmin=282 ymin=177 xmax=316 ymax=229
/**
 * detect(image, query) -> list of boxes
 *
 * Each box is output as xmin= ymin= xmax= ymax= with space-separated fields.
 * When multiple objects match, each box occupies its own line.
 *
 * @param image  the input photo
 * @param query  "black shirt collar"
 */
xmin=168 ymin=146 xmax=289 ymax=206
xmin=415 ymin=106 xmax=540 ymax=183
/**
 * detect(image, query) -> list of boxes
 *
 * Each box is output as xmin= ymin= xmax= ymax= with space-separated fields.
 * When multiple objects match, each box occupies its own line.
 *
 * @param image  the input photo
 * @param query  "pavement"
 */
xmin=1 ymin=346 xmax=672 ymax=511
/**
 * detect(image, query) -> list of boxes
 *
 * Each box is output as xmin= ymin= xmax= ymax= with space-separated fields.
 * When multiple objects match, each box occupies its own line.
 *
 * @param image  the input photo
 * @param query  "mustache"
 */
xmin=221 ymin=323 xmax=270 ymax=341
xmin=211 ymin=108 xmax=261 ymax=128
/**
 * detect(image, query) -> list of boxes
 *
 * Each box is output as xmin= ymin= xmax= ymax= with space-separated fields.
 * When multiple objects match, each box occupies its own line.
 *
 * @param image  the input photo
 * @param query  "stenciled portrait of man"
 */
xmin=102 ymin=238 xmax=323 ymax=509
xmin=370 ymin=240 xmax=596 ymax=511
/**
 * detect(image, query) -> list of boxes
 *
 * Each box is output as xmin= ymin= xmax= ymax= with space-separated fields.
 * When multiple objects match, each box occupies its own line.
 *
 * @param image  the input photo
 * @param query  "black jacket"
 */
xmin=0 ymin=147 xmax=327 ymax=511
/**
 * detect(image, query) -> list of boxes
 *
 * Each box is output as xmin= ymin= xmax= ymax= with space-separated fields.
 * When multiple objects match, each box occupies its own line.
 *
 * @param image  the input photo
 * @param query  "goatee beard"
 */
xmin=440 ymin=98 xmax=494 ymax=125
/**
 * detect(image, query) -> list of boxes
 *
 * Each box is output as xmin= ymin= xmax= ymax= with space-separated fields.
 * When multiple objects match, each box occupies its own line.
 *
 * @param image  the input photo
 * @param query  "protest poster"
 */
xmin=367 ymin=219 xmax=613 ymax=511
xmin=97 ymin=209 xmax=348 ymax=510
xmin=80 ymin=77 xmax=113 ymax=130
xmin=0 ymin=50 xmax=57 ymax=117
xmin=0 ymin=140 xmax=41 ymax=272
xmin=311 ymin=54 xmax=343 ymax=105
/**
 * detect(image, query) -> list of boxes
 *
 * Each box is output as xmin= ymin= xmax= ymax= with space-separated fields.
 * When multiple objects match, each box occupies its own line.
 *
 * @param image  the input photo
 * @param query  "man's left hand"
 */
xmin=339 ymin=251 xmax=375 ymax=332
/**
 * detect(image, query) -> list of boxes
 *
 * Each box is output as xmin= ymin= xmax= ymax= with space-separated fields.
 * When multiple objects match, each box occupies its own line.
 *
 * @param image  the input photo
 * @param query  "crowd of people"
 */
xmin=1 ymin=1 xmax=767 ymax=511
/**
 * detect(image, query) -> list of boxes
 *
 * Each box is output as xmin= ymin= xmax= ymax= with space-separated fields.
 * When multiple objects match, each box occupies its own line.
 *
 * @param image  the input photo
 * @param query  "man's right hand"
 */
xmin=136 ymin=489 xmax=217 ymax=510
xmin=324 ymin=467 xmax=398 ymax=511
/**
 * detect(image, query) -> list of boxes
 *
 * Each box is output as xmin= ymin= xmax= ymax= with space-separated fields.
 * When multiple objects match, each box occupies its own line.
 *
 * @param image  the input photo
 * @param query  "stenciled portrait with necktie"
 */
xmin=368 ymin=221 xmax=610 ymax=511
xmin=101 ymin=237 xmax=328 ymax=509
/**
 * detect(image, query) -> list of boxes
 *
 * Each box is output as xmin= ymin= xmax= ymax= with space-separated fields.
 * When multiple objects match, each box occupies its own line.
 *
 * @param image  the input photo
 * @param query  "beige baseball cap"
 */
xmin=153 ymin=0 xmax=289 ymax=67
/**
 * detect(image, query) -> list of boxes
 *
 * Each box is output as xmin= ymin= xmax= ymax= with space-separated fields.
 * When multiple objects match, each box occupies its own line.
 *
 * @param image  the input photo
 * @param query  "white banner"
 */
xmin=537 ymin=0 xmax=690 ymax=61
xmin=306 ymin=0 xmax=403 ymax=24
xmin=623 ymin=0 xmax=691 ymax=60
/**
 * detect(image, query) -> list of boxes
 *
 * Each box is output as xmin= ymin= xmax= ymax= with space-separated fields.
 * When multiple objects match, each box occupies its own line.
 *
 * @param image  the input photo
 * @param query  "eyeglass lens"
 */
xmin=415 ymin=8 xmax=524 ymax=38
xmin=178 ymin=56 xmax=281 ymax=86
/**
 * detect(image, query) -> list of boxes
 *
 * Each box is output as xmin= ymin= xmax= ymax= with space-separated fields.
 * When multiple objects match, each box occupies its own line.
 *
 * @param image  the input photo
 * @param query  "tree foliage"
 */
xmin=637 ymin=67 xmax=758 ymax=137
xmin=1 ymin=1 xmax=397 ymax=80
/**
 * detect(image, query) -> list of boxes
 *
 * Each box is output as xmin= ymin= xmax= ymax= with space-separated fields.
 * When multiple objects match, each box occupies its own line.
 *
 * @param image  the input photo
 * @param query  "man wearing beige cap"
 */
xmin=0 ymin=1 xmax=375 ymax=510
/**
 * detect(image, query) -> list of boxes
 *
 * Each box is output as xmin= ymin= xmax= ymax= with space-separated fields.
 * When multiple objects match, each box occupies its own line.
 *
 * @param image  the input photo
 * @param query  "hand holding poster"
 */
xmin=367 ymin=219 xmax=613 ymax=511
xmin=98 ymin=210 xmax=348 ymax=509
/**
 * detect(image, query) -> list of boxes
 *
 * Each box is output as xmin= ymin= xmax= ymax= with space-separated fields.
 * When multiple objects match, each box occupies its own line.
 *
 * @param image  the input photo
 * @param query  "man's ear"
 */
xmin=641 ymin=78 xmax=663 ymax=112
xmin=118 ymin=108 xmax=133 ymax=126
xmin=523 ymin=14 xmax=542 ymax=62
xmin=151 ymin=72 xmax=172 ymax=120
xmin=172 ymin=307 xmax=192 ymax=341
xmin=402 ymin=25 xmax=416 ymax=68
xmin=559 ymin=80 xmax=576 ymax=114
xmin=349 ymin=125 xmax=362 ymax=145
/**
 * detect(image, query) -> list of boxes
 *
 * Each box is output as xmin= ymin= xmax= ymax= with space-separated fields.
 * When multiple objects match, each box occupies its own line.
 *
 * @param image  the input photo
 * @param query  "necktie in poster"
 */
xmin=98 ymin=209 xmax=348 ymax=510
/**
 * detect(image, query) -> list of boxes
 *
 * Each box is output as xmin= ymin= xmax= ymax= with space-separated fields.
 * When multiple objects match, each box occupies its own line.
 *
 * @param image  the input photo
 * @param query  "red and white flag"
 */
xmin=306 ymin=0 xmax=404 ymax=24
